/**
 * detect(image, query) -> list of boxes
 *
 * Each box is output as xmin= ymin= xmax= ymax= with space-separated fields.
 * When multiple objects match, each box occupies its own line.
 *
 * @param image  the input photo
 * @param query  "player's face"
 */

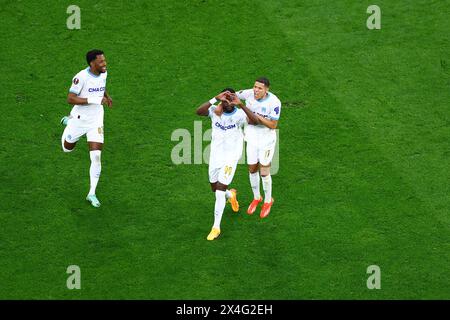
xmin=253 ymin=81 xmax=268 ymax=100
xmin=92 ymin=54 xmax=107 ymax=73
xmin=221 ymin=100 xmax=234 ymax=112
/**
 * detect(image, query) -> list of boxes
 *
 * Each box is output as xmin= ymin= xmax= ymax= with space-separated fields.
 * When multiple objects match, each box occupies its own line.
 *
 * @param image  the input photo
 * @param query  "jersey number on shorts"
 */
xmin=98 ymin=126 xmax=104 ymax=134
xmin=224 ymin=166 xmax=232 ymax=177
xmin=265 ymin=150 xmax=271 ymax=159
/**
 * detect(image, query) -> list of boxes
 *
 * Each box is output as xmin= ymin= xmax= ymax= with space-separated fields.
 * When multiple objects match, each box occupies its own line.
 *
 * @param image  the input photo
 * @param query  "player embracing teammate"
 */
xmin=237 ymin=77 xmax=281 ymax=219
xmin=197 ymin=77 xmax=281 ymax=240
xmin=196 ymin=88 xmax=261 ymax=240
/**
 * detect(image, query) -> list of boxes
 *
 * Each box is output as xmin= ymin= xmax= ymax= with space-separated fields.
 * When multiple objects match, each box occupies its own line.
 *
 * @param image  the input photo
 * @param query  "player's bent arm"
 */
xmin=67 ymin=92 xmax=88 ymax=105
xmin=104 ymin=90 xmax=113 ymax=107
xmin=239 ymin=103 xmax=260 ymax=125
xmin=257 ymin=116 xmax=278 ymax=129
xmin=196 ymin=101 xmax=212 ymax=116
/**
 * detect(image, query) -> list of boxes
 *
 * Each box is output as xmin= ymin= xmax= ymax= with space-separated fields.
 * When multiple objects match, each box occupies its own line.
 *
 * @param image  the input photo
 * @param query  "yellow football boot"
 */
xmin=207 ymin=228 xmax=221 ymax=241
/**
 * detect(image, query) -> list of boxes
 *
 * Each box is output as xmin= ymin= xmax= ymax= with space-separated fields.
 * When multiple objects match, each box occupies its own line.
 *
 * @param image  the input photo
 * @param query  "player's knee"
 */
xmin=248 ymin=164 xmax=259 ymax=174
xmin=260 ymin=165 xmax=271 ymax=176
xmin=216 ymin=182 xmax=227 ymax=191
xmin=62 ymin=139 xmax=76 ymax=152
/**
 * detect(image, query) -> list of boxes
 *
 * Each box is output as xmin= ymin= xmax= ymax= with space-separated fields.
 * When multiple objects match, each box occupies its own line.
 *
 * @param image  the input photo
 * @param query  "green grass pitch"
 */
xmin=0 ymin=0 xmax=449 ymax=299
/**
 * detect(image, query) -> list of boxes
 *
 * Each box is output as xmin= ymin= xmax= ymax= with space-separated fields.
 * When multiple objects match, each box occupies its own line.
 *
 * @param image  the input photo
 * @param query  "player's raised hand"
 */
xmin=228 ymin=93 xmax=242 ymax=106
xmin=215 ymin=91 xmax=230 ymax=102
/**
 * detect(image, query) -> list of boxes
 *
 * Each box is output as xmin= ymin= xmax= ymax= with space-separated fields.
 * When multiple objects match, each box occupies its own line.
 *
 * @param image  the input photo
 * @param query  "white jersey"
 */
xmin=68 ymin=67 xmax=107 ymax=125
xmin=236 ymin=89 xmax=281 ymax=148
xmin=208 ymin=105 xmax=247 ymax=168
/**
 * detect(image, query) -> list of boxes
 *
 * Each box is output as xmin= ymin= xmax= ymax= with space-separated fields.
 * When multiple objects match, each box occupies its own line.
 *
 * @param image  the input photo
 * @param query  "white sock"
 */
xmin=213 ymin=190 xmax=226 ymax=229
xmin=225 ymin=189 xmax=232 ymax=199
xmin=261 ymin=175 xmax=272 ymax=203
xmin=249 ymin=172 xmax=261 ymax=200
xmin=88 ymin=150 xmax=101 ymax=196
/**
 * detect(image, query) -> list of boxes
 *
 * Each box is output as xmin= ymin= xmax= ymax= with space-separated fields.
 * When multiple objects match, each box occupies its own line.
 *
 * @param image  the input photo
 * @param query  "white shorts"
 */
xmin=208 ymin=161 xmax=238 ymax=186
xmin=62 ymin=117 xmax=104 ymax=144
xmin=246 ymin=142 xmax=276 ymax=166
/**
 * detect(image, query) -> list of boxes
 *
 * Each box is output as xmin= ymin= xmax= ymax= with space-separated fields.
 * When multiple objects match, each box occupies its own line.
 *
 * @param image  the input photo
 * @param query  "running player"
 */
xmin=60 ymin=49 xmax=113 ymax=207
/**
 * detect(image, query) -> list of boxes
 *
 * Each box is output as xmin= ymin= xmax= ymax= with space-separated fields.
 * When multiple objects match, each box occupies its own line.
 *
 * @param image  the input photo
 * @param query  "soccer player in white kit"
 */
xmin=60 ymin=49 xmax=113 ymax=207
xmin=236 ymin=77 xmax=281 ymax=218
xmin=196 ymin=88 xmax=260 ymax=240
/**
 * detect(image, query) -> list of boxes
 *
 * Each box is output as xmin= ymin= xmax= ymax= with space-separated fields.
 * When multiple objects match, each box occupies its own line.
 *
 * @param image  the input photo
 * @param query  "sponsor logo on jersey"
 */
xmin=88 ymin=87 xmax=106 ymax=92
xmin=274 ymin=106 xmax=280 ymax=115
xmin=215 ymin=122 xmax=236 ymax=131
xmin=256 ymin=112 xmax=269 ymax=119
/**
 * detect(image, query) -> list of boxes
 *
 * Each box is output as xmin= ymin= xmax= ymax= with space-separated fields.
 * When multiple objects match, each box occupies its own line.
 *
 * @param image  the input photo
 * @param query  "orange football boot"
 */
xmin=247 ymin=197 xmax=262 ymax=215
xmin=260 ymin=198 xmax=274 ymax=218
xmin=228 ymin=189 xmax=239 ymax=212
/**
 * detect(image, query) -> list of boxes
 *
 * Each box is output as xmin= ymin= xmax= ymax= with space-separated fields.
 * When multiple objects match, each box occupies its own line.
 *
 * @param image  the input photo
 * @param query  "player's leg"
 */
xmin=207 ymin=162 xmax=238 ymax=241
xmin=210 ymin=182 xmax=236 ymax=210
xmin=259 ymin=145 xmax=276 ymax=218
xmin=207 ymin=167 xmax=222 ymax=240
xmin=61 ymin=121 xmax=81 ymax=152
xmin=85 ymin=127 xmax=104 ymax=207
xmin=219 ymin=163 xmax=239 ymax=213
xmin=246 ymin=143 xmax=262 ymax=214
xmin=208 ymin=181 xmax=227 ymax=240
xmin=209 ymin=157 xmax=233 ymax=197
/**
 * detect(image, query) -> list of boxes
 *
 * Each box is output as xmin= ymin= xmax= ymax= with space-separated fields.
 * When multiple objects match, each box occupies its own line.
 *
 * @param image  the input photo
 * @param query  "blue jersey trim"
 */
xmin=269 ymin=116 xmax=279 ymax=120
xmin=86 ymin=67 xmax=100 ymax=78
xmin=69 ymin=89 xmax=80 ymax=94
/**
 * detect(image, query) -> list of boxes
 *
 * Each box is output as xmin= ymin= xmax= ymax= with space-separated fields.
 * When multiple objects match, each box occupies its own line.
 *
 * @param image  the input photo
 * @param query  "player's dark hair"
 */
xmin=221 ymin=87 xmax=235 ymax=93
xmin=86 ymin=49 xmax=104 ymax=65
xmin=255 ymin=77 xmax=270 ymax=87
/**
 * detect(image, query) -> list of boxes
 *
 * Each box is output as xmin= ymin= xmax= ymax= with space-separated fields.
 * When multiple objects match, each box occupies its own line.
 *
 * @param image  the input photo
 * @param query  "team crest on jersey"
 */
xmin=73 ymin=78 xmax=79 ymax=85
xmin=274 ymin=106 xmax=279 ymax=114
